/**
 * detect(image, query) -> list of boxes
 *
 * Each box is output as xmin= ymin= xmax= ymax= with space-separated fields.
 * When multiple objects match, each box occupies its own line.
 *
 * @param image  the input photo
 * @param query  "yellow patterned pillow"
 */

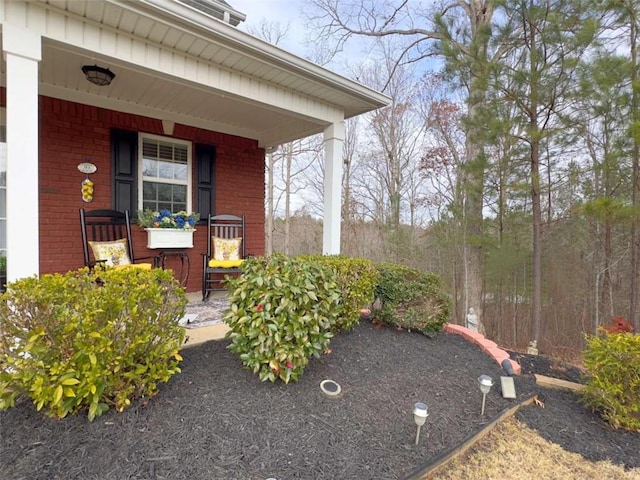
xmin=89 ymin=239 xmax=132 ymax=267
xmin=213 ymin=237 xmax=242 ymax=261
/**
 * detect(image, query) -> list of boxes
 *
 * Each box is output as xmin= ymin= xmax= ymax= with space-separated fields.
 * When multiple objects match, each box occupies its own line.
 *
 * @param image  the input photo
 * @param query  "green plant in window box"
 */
xmin=137 ymin=209 xmax=199 ymax=229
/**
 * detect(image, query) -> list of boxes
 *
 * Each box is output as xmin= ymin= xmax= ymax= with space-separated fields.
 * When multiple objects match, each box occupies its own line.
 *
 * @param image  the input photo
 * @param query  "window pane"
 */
xmin=0 ymin=220 xmax=5 ymax=250
xmin=142 ymin=141 xmax=158 ymax=159
xmin=174 ymin=163 xmax=187 ymax=181
xmin=142 ymin=158 xmax=157 ymax=177
xmin=158 ymin=184 xmax=172 ymax=202
xmin=0 ymin=189 xmax=5 ymax=217
xmin=143 ymin=182 xmax=189 ymax=212
xmin=0 ymin=148 xmax=7 ymax=188
xmin=159 ymin=142 xmax=174 ymax=160
xmin=158 ymin=161 xmax=174 ymax=179
xmin=143 ymin=200 xmax=156 ymax=211
xmin=143 ymin=182 xmax=157 ymax=202
xmin=173 ymin=185 xmax=186 ymax=203
xmin=175 ymin=145 xmax=188 ymax=163
xmin=140 ymin=136 xmax=191 ymax=213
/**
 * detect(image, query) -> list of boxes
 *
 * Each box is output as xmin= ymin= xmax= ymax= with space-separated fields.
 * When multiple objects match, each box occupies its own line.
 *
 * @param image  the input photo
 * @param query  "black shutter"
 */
xmin=111 ymin=129 xmax=138 ymax=215
xmin=195 ymin=143 xmax=216 ymax=222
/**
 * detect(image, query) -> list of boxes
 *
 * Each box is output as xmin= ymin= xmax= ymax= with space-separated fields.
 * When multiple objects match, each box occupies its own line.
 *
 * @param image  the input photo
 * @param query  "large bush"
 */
xmin=298 ymin=255 xmax=379 ymax=332
xmin=0 ymin=268 xmax=186 ymax=421
xmin=582 ymin=332 xmax=640 ymax=431
xmin=223 ymin=254 xmax=341 ymax=383
xmin=373 ymin=263 xmax=450 ymax=337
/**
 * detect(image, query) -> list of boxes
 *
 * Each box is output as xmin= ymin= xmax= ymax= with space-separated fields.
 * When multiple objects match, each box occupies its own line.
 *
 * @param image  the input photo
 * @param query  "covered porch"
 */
xmin=0 ymin=0 xmax=388 ymax=291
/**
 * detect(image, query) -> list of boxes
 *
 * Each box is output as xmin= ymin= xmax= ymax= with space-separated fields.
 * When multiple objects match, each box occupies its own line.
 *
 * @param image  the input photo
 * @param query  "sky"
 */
xmin=228 ymin=0 xmax=310 ymax=57
xmin=227 ymin=0 xmax=438 ymax=85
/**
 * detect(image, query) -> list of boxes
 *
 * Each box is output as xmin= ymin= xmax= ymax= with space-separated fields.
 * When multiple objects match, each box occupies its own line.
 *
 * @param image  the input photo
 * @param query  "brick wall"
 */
xmin=38 ymin=95 xmax=265 ymax=293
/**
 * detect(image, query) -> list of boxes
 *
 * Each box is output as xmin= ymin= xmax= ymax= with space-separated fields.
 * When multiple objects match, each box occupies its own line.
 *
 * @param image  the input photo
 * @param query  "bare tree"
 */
xmin=266 ymin=149 xmax=275 ymax=255
xmin=305 ymin=0 xmax=497 ymax=325
xmin=347 ymin=52 xmax=428 ymax=261
xmin=246 ymin=18 xmax=290 ymax=44
xmin=418 ymin=74 xmax=467 ymax=317
xmin=246 ymin=19 xmax=322 ymax=255
xmin=269 ymin=138 xmax=322 ymax=254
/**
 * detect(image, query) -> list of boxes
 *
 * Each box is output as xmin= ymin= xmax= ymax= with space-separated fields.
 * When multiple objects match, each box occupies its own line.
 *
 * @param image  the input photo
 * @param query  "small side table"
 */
xmin=154 ymin=249 xmax=190 ymax=286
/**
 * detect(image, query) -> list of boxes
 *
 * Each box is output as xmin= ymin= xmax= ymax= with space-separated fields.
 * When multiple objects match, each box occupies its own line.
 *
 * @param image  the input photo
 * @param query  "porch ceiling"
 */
xmin=2 ymin=0 xmax=390 ymax=148
xmin=38 ymin=40 xmax=321 ymax=147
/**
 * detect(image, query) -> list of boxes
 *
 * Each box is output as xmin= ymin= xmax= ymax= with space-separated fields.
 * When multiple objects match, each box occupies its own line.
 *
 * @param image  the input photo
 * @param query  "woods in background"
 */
xmin=260 ymin=0 xmax=640 ymax=358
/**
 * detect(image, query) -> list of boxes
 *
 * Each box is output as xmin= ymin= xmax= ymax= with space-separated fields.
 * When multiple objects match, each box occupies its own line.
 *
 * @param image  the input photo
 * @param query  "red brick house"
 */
xmin=0 ymin=0 xmax=388 ymax=292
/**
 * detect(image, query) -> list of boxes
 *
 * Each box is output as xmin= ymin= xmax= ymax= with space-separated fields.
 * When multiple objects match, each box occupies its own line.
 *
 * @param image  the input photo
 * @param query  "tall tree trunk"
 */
xmin=463 ymin=149 xmax=485 ymax=331
xmin=266 ymin=151 xmax=275 ymax=256
xmin=531 ymin=141 xmax=542 ymax=344
xmin=284 ymin=145 xmax=292 ymax=256
xmin=341 ymin=158 xmax=351 ymax=255
xmin=529 ymin=2 xmax=542 ymax=345
xmin=603 ymin=221 xmax=613 ymax=317
xmin=630 ymin=13 xmax=640 ymax=331
xmin=460 ymin=0 xmax=494 ymax=330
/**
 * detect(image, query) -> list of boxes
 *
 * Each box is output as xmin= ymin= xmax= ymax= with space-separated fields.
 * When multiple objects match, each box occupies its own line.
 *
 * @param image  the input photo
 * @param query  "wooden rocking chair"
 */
xmin=79 ymin=208 xmax=154 ymax=270
xmin=201 ymin=214 xmax=246 ymax=300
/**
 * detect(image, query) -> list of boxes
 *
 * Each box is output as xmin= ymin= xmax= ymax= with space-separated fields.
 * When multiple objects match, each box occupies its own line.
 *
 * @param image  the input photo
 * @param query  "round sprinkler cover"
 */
xmin=320 ymin=379 xmax=342 ymax=397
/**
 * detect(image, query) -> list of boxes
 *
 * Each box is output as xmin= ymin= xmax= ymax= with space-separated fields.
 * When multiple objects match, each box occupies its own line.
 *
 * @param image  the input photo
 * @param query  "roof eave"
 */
xmin=119 ymin=0 xmax=390 ymax=113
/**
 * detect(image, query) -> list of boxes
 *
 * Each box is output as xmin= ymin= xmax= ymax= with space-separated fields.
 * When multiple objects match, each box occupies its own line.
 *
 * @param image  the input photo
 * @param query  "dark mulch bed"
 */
xmin=1 ymin=322 xmax=638 ymax=479
xmin=507 ymin=349 xmax=640 ymax=470
xmin=507 ymin=349 xmax=586 ymax=384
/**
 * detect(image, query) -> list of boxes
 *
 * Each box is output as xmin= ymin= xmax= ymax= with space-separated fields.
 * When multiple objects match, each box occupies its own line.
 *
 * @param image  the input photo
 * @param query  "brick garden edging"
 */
xmin=444 ymin=323 xmax=522 ymax=375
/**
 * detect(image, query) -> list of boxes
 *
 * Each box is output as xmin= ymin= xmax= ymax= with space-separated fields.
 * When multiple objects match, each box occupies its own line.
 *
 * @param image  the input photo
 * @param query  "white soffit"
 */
xmin=1 ymin=0 xmax=390 ymax=145
xmin=35 ymin=0 xmax=390 ymax=118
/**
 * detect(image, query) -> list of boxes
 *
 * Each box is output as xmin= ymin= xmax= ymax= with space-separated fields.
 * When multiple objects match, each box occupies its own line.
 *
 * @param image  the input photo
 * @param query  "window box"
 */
xmin=145 ymin=228 xmax=195 ymax=249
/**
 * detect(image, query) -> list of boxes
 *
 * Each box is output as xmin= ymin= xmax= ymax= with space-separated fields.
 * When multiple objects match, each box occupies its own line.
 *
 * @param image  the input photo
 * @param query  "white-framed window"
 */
xmin=138 ymin=133 xmax=192 ymax=213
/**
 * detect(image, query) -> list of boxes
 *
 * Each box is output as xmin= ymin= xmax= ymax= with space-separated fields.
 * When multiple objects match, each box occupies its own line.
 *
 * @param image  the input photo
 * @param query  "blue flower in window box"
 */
xmin=138 ymin=209 xmax=200 ymax=249
xmin=138 ymin=209 xmax=199 ymax=230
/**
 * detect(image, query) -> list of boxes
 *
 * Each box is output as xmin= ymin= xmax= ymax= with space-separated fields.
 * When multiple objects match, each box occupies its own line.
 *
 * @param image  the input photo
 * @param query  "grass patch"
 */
xmin=431 ymin=417 xmax=640 ymax=479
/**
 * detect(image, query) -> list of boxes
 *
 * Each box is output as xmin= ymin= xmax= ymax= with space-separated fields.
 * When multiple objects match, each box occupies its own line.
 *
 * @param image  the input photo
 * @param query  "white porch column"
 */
xmin=322 ymin=121 xmax=344 ymax=255
xmin=3 ymin=25 xmax=41 ymax=282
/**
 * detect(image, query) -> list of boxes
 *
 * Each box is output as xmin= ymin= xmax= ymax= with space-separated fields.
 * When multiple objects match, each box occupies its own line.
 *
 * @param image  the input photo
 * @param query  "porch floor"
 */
xmin=182 ymin=291 xmax=230 ymax=346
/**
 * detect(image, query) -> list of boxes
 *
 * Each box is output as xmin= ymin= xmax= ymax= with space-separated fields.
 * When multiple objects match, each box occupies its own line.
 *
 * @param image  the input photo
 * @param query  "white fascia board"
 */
xmin=14 ymin=4 xmax=343 ymax=125
xmin=115 ymin=0 xmax=391 ymax=110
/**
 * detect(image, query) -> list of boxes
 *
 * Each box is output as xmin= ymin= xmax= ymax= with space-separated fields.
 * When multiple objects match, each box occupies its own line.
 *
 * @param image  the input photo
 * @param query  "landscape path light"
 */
xmin=478 ymin=375 xmax=494 ymax=416
xmin=500 ymin=359 xmax=516 ymax=399
xmin=412 ymin=402 xmax=429 ymax=445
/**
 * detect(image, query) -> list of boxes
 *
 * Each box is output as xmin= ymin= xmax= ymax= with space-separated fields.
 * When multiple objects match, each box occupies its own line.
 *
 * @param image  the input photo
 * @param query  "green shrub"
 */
xmin=373 ymin=263 xmax=450 ymax=337
xmin=0 ymin=267 xmax=186 ymax=421
xmin=582 ymin=332 xmax=640 ymax=431
xmin=223 ymin=254 xmax=340 ymax=383
xmin=298 ymin=255 xmax=379 ymax=331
